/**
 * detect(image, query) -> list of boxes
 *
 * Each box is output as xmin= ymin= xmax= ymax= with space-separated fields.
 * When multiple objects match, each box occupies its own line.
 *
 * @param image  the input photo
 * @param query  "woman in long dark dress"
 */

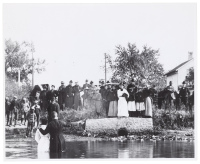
xmin=143 ymin=85 xmax=153 ymax=118
xmin=39 ymin=111 xmax=67 ymax=158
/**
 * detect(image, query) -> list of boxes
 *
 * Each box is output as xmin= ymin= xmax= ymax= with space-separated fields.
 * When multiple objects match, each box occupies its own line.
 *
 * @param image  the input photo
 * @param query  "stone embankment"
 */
xmin=85 ymin=117 xmax=153 ymax=135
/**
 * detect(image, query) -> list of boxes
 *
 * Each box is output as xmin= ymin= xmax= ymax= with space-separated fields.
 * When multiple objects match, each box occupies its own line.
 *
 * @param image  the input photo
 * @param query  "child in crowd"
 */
xmin=31 ymin=99 xmax=41 ymax=128
xmin=20 ymin=98 xmax=30 ymax=126
xmin=25 ymin=107 xmax=36 ymax=138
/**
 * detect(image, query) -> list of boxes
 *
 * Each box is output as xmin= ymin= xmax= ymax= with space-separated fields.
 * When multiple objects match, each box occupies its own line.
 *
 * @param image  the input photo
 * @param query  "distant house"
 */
xmin=165 ymin=53 xmax=194 ymax=91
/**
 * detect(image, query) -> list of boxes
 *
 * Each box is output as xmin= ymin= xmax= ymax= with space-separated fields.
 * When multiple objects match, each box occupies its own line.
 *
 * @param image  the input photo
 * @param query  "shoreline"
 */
xmin=5 ymin=125 xmax=194 ymax=142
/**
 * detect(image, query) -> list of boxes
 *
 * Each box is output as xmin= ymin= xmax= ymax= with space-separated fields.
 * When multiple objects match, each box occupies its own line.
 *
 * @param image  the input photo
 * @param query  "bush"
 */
xmin=153 ymin=105 xmax=194 ymax=130
xmin=59 ymin=100 xmax=107 ymax=122
xmin=5 ymin=76 xmax=32 ymax=100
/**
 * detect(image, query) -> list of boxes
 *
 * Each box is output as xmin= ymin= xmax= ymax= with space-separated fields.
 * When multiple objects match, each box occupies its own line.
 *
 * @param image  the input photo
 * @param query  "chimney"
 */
xmin=188 ymin=52 xmax=193 ymax=60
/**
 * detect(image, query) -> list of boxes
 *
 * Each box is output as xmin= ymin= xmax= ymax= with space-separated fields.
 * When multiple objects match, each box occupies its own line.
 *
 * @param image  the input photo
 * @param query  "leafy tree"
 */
xmin=185 ymin=67 xmax=194 ymax=85
xmin=5 ymin=39 xmax=46 ymax=82
xmin=106 ymin=43 xmax=166 ymax=89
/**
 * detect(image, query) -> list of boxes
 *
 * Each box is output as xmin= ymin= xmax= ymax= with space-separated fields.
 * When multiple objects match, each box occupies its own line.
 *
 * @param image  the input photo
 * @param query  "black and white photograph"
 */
xmin=2 ymin=1 xmax=198 ymax=160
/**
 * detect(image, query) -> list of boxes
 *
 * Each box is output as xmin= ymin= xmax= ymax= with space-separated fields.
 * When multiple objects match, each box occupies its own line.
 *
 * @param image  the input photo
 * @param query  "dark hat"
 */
xmin=61 ymin=81 xmax=64 ymax=84
xmin=43 ymin=85 xmax=47 ymax=89
xmin=131 ymin=79 xmax=135 ymax=82
xmin=69 ymin=80 xmax=73 ymax=83
xmin=123 ymin=81 xmax=126 ymax=84
xmin=182 ymin=81 xmax=186 ymax=84
xmin=86 ymin=79 xmax=88 ymax=82
xmin=102 ymin=81 xmax=105 ymax=84
xmin=106 ymin=81 xmax=110 ymax=83
xmin=90 ymin=81 xmax=93 ymax=84
xmin=51 ymin=85 xmax=55 ymax=88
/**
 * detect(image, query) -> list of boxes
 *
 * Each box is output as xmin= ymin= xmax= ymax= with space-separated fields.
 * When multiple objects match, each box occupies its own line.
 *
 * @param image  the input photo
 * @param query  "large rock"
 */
xmin=85 ymin=117 xmax=153 ymax=135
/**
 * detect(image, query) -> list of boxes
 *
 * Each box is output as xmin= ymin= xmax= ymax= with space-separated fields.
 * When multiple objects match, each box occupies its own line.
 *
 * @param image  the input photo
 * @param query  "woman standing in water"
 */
xmin=117 ymin=83 xmax=129 ymax=117
xmin=35 ymin=118 xmax=50 ymax=159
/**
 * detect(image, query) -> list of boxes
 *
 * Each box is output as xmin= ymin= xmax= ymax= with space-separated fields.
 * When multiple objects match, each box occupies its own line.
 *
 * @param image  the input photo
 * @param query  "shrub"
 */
xmin=152 ymin=105 xmax=194 ymax=130
xmin=5 ymin=76 xmax=32 ymax=100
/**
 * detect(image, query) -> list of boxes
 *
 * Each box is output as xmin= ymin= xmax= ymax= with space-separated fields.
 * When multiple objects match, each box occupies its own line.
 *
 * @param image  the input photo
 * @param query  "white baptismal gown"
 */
xmin=35 ymin=125 xmax=50 ymax=159
xmin=117 ymin=89 xmax=129 ymax=117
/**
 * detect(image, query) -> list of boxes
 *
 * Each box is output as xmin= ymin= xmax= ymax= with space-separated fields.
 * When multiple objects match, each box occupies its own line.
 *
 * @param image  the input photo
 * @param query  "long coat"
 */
xmin=73 ymin=85 xmax=81 ymax=110
xmin=39 ymin=119 xmax=67 ymax=153
xmin=108 ymin=89 xmax=118 ymax=117
xmin=65 ymin=85 xmax=74 ymax=108
xmin=40 ymin=90 xmax=48 ymax=111
xmin=58 ymin=85 xmax=66 ymax=108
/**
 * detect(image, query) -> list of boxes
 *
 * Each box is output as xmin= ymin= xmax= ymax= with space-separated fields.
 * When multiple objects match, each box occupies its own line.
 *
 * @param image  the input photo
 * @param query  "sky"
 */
xmin=3 ymin=3 xmax=197 ymax=88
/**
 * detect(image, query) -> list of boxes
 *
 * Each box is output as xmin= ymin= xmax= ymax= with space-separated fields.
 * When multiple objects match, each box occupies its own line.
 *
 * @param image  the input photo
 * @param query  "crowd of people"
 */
xmin=5 ymin=78 xmax=194 ymax=158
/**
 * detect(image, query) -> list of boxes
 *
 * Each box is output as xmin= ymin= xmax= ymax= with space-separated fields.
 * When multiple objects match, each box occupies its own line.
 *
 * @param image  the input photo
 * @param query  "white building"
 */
xmin=165 ymin=53 xmax=194 ymax=91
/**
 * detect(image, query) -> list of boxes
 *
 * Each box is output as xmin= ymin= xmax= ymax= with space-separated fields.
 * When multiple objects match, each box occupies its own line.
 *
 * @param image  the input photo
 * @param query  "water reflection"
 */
xmin=5 ymin=140 xmax=194 ymax=159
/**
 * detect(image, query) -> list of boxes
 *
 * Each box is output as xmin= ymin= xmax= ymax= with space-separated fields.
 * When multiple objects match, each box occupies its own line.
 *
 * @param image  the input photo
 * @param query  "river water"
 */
xmin=5 ymin=139 xmax=194 ymax=159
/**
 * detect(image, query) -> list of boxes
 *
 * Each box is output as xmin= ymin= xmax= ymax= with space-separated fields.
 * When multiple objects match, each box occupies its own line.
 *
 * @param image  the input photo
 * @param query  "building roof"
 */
xmin=165 ymin=59 xmax=191 ymax=76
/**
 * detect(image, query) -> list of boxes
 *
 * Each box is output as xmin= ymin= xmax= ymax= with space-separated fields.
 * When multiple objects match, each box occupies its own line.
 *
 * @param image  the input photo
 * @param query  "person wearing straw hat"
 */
xmin=117 ymin=83 xmax=129 ymax=117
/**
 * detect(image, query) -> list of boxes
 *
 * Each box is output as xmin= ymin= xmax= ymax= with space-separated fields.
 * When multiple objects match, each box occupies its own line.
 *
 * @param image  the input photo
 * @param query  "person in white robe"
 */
xmin=117 ymin=83 xmax=129 ymax=117
xmin=35 ymin=118 xmax=50 ymax=159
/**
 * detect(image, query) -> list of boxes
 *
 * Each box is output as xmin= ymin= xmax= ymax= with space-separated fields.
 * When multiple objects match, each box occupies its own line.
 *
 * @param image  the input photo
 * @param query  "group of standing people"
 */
xmin=99 ymin=79 xmax=156 ymax=118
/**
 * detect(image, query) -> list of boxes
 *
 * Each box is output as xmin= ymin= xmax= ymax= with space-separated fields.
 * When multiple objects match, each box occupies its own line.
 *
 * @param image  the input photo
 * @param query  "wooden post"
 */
xmin=32 ymin=51 xmax=34 ymax=87
xmin=105 ymin=53 xmax=107 ymax=83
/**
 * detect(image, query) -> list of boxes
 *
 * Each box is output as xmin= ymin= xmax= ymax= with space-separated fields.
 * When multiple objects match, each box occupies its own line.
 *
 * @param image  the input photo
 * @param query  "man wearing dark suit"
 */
xmin=65 ymin=80 xmax=74 ymax=109
xmin=39 ymin=111 xmax=68 ymax=158
xmin=179 ymin=81 xmax=190 ymax=108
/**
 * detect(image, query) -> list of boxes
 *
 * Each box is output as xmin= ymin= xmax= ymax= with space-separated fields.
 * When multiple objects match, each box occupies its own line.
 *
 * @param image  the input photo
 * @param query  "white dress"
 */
xmin=117 ymin=89 xmax=129 ymax=117
xmin=35 ymin=125 xmax=50 ymax=159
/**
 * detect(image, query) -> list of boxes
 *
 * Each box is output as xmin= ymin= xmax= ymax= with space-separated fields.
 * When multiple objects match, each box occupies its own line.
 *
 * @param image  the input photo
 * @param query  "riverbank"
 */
xmin=5 ymin=124 xmax=194 ymax=142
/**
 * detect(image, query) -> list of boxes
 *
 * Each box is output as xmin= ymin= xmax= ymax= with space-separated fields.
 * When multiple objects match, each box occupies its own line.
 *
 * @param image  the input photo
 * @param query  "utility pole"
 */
xmin=105 ymin=53 xmax=107 ymax=83
xmin=32 ymin=48 xmax=34 ymax=87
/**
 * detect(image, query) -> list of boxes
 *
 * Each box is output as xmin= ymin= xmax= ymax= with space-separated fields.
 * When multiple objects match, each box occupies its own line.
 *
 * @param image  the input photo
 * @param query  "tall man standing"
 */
xmin=58 ymin=81 xmax=66 ymax=110
xmin=179 ymin=81 xmax=190 ymax=109
xmin=40 ymin=86 xmax=48 ymax=111
xmin=73 ymin=82 xmax=81 ymax=110
xmin=82 ymin=79 xmax=90 ymax=106
xmin=65 ymin=80 xmax=74 ymax=109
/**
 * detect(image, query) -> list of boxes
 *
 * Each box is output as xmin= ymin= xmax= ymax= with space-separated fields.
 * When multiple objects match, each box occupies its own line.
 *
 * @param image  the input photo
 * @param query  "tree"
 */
xmin=106 ymin=43 xmax=166 ymax=89
xmin=185 ymin=67 xmax=194 ymax=85
xmin=5 ymin=39 xmax=46 ymax=83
